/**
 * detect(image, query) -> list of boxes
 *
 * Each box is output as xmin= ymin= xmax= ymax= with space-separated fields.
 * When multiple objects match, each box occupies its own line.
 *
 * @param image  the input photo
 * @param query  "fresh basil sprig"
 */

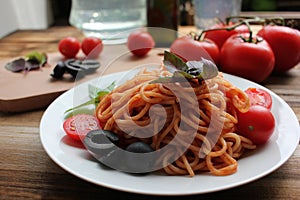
xmin=64 ymin=81 xmax=115 ymax=115
xmin=150 ymin=51 xmax=218 ymax=83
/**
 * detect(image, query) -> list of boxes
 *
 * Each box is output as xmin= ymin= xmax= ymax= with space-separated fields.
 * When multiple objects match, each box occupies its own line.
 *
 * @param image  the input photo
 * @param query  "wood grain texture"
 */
xmin=0 ymin=26 xmax=299 ymax=200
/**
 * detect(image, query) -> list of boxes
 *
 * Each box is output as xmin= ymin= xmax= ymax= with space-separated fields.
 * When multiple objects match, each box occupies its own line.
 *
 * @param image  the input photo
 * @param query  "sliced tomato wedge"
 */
xmin=63 ymin=114 xmax=100 ymax=141
xmin=245 ymin=88 xmax=272 ymax=110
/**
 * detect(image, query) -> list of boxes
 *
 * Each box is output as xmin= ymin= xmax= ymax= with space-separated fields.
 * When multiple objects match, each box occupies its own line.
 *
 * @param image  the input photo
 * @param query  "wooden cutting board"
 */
xmin=0 ymin=45 xmax=165 ymax=112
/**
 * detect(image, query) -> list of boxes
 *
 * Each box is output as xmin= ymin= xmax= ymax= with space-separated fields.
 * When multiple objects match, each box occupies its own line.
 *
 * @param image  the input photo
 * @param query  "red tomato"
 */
xmin=63 ymin=114 xmax=100 ymax=141
xmin=170 ymin=36 xmax=220 ymax=65
xmin=220 ymin=33 xmax=275 ymax=82
xmin=127 ymin=30 xmax=155 ymax=57
xmin=58 ymin=37 xmax=81 ymax=58
xmin=237 ymin=105 xmax=275 ymax=145
xmin=204 ymin=23 xmax=249 ymax=50
xmin=257 ymin=25 xmax=300 ymax=73
xmin=245 ymin=88 xmax=272 ymax=110
xmin=81 ymin=37 xmax=103 ymax=58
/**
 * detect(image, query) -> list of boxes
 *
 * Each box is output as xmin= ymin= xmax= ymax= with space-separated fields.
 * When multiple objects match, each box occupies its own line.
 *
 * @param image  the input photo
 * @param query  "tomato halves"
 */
xmin=257 ymin=25 xmax=300 ymax=73
xmin=220 ymin=33 xmax=275 ymax=82
xmin=170 ymin=36 xmax=220 ymax=65
xmin=63 ymin=114 xmax=100 ymax=141
xmin=81 ymin=37 xmax=103 ymax=58
xmin=58 ymin=37 xmax=81 ymax=58
xmin=127 ymin=30 xmax=155 ymax=57
xmin=245 ymin=88 xmax=272 ymax=110
xmin=237 ymin=105 xmax=275 ymax=145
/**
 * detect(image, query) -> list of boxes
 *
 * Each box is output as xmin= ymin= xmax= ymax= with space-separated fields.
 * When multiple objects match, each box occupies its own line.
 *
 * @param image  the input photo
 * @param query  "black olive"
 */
xmin=51 ymin=61 xmax=66 ymax=79
xmin=83 ymin=129 xmax=119 ymax=157
xmin=68 ymin=59 xmax=100 ymax=74
xmin=80 ymin=60 xmax=100 ymax=74
xmin=125 ymin=142 xmax=154 ymax=153
xmin=98 ymin=142 xmax=156 ymax=173
xmin=122 ymin=142 xmax=155 ymax=173
xmin=64 ymin=59 xmax=85 ymax=79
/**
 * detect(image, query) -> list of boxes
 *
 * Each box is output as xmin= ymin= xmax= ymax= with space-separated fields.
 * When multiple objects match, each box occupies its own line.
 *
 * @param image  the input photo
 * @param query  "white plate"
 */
xmin=40 ymin=71 xmax=300 ymax=196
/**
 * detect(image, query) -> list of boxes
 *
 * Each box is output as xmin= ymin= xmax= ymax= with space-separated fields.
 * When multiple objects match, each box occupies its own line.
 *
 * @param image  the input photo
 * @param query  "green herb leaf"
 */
xmin=25 ymin=51 xmax=47 ymax=65
xmin=151 ymin=51 xmax=219 ymax=83
xmin=65 ymin=81 xmax=116 ymax=115
xmin=163 ymin=51 xmax=188 ymax=71
xmin=186 ymin=59 xmax=218 ymax=80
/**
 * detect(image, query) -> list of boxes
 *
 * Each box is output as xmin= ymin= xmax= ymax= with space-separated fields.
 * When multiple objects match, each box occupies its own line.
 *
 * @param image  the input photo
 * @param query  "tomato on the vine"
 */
xmin=63 ymin=114 xmax=100 ymax=141
xmin=58 ymin=37 xmax=81 ymax=58
xmin=127 ymin=30 xmax=155 ymax=57
xmin=220 ymin=33 xmax=275 ymax=82
xmin=245 ymin=87 xmax=272 ymax=110
xmin=257 ymin=25 xmax=300 ymax=73
xmin=81 ymin=36 xmax=103 ymax=58
xmin=170 ymin=36 xmax=220 ymax=64
xmin=237 ymin=105 xmax=275 ymax=145
xmin=204 ymin=22 xmax=249 ymax=50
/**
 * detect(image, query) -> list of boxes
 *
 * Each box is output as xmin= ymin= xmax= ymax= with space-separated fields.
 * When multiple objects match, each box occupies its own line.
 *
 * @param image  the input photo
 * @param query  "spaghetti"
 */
xmin=95 ymin=67 xmax=256 ymax=176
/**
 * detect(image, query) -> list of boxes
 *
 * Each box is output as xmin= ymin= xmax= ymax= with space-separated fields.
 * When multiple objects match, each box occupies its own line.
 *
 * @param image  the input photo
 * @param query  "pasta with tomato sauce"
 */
xmin=95 ymin=67 xmax=256 ymax=177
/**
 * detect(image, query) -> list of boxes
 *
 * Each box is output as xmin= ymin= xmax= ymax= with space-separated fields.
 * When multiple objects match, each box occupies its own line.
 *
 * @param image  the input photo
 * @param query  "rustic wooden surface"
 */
xmin=0 ymin=26 xmax=300 ymax=200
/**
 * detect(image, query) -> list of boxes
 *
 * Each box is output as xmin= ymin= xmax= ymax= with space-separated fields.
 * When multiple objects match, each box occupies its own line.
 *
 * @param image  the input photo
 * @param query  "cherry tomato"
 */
xmin=237 ymin=105 xmax=275 ymax=145
xmin=204 ymin=23 xmax=249 ymax=50
xmin=81 ymin=36 xmax=103 ymax=58
xmin=220 ymin=33 xmax=275 ymax=82
xmin=245 ymin=88 xmax=272 ymax=110
xmin=257 ymin=25 xmax=300 ymax=73
xmin=58 ymin=37 xmax=81 ymax=58
xmin=63 ymin=114 xmax=100 ymax=141
xmin=170 ymin=36 xmax=220 ymax=64
xmin=127 ymin=30 xmax=155 ymax=57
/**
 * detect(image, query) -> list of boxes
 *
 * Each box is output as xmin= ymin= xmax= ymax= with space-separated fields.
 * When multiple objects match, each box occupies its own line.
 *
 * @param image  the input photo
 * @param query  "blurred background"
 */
xmin=51 ymin=0 xmax=300 ymax=26
xmin=0 ymin=0 xmax=299 ymax=38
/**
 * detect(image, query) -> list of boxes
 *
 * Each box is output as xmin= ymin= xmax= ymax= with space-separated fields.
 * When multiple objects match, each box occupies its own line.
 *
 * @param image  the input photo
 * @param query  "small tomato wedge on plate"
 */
xmin=220 ymin=33 xmax=275 ymax=82
xmin=63 ymin=114 xmax=100 ymax=141
xmin=237 ymin=105 xmax=275 ymax=145
xmin=245 ymin=88 xmax=272 ymax=110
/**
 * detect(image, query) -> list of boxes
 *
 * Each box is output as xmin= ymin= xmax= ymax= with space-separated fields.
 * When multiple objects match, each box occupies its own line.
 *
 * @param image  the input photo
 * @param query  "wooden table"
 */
xmin=1 ymin=26 xmax=300 ymax=200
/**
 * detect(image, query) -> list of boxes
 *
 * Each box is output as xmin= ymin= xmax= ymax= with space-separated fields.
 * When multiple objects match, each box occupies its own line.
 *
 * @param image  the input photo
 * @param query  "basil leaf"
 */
xmin=65 ymin=81 xmax=116 ymax=115
xmin=5 ymin=58 xmax=26 ymax=72
xmin=88 ymin=81 xmax=115 ymax=99
xmin=151 ymin=51 xmax=219 ymax=83
xmin=25 ymin=51 xmax=47 ymax=65
xmin=186 ymin=58 xmax=218 ymax=80
xmin=163 ymin=51 xmax=188 ymax=71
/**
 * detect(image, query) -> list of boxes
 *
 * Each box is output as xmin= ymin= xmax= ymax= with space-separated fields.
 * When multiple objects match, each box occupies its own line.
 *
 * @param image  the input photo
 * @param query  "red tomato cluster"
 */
xmin=170 ymin=22 xmax=300 ymax=83
xmin=211 ymin=23 xmax=300 ymax=82
xmin=59 ymin=31 xmax=156 ymax=59
xmin=58 ymin=36 xmax=103 ymax=59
